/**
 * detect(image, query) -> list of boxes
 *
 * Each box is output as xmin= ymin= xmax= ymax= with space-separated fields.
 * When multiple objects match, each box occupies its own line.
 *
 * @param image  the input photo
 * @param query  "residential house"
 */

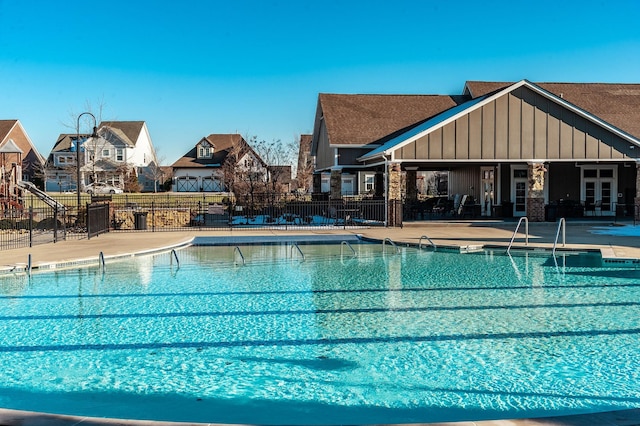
xmin=45 ymin=121 xmax=158 ymax=192
xmin=310 ymin=80 xmax=640 ymax=223
xmin=171 ymin=134 xmax=267 ymax=193
xmin=0 ymin=120 xmax=46 ymax=208
xmin=0 ymin=119 xmax=45 ymax=184
xmin=295 ymin=134 xmax=313 ymax=193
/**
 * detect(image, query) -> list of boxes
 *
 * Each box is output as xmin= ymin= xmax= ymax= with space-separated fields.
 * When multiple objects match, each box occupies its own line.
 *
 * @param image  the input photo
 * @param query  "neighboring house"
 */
xmin=0 ymin=119 xmax=46 ymax=186
xmin=310 ymin=80 xmax=640 ymax=222
xmin=295 ymin=134 xmax=313 ymax=193
xmin=45 ymin=121 xmax=158 ymax=192
xmin=171 ymin=134 xmax=267 ymax=193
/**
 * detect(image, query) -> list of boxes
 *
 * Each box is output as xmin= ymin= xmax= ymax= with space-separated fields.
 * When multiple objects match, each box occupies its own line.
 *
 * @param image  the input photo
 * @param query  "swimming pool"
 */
xmin=0 ymin=239 xmax=639 ymax=424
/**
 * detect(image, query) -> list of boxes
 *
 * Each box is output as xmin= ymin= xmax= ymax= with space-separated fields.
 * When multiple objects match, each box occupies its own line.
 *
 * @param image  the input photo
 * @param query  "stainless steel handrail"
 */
xmin=506 ymin=217 xmax=529 ymax=254
xmin=291 ymin=243 xmax=305 ymax=261
xmin=341 ymin=241 xmax=356 ymax=257
xmin=234 ymin=246 xmax=246 ymax=266
xmin=552 ymin=217 xmax=566 ymax=255
xmin=418 ymin=235 xmax=436 ymax=250
xmin=383 ymin=238 xmax=399 ymax=254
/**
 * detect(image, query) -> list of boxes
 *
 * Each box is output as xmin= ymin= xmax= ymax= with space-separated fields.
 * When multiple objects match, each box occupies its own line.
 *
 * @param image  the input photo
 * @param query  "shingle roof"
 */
xmin=465 ymin=81 xmax=640 ymax=139
xmin=171 ymin=134 xmax=247 ymax=168
xmin=318 ymin=94 xmax=469 ymax=146
xmin=0 ymin=120 xmax=17 ymax=142
xmin=51 ymin=134 xmax=90 ymax=153
xmin=99 ymin=121 xmax=144 ymax=146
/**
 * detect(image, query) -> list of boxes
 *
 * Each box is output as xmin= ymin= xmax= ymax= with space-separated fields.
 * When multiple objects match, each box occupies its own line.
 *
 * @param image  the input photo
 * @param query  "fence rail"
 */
xmin=2 ymin=193 xmax=396 ymax=250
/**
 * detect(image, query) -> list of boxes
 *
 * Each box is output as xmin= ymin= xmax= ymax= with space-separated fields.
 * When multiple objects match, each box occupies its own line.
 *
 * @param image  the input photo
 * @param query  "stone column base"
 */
xmin=527 ymin=197 xmax=545 ymax=222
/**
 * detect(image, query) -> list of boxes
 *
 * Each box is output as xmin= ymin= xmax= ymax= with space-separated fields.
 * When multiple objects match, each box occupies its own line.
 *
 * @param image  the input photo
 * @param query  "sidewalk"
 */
xmin=2 ymin=220 xmax=640 ymax=271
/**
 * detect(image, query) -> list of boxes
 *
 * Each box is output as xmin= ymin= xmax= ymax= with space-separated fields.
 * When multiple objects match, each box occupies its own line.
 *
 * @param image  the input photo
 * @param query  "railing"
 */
xmin=170 ymin=249 xmax=180 ymax=268
xmin=341 ymin=241 xmax=357 ymax=257
xmin=234 ymin=246 xmax=245 ymax=266
xmin=552 ymin=218 xmax=566 ymax=255
xmin=87 ymin=202 xmax=110 ymax=239
xmin=98 ymin=251 xmax=106 ymax=274
xmin=382 ymin=238 xmax=399 ymax=254
xmin=291 ymin=243 xmax=305 ymax=261
xmin=418 ymin=235 xmax=436 ymax=250
xmin=506 ymin=217 xmax=529 ymax=254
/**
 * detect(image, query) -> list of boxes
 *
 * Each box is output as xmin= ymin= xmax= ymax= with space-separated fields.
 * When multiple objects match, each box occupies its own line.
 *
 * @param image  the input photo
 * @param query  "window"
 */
xmin=102 ymin=149 xmax=110 ymax=157
xmin=364 ymin=174 xmax=375 ymax=192
xmin=116 ymin=148 xmax=124 ymax=162
xmin=513 ymin=169 xmax=527 ymax=178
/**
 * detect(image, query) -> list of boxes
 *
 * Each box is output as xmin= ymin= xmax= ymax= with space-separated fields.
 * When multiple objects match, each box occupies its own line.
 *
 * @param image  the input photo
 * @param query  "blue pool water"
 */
xmin=0 ymin=242 xmax=639 ymax=424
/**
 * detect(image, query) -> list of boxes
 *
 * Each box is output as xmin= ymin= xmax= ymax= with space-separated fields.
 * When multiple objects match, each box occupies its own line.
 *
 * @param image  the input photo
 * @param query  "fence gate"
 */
xmin=87 ymin=202 xmax=110 ymax=239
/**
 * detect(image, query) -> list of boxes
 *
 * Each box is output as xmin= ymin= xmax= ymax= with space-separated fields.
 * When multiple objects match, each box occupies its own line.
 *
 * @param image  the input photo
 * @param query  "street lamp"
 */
xmin=76 ymin=112 xmax=98 ymax=212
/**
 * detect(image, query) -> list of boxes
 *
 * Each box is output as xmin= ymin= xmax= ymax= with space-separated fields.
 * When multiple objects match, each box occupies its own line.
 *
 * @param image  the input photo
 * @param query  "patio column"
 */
xmin=387 ymin=162 xmax=402 ymax=227
xmin=330 ymin=168 xmax=342 ymax=200
xmin=527 ymin=162 xmax=547 ymax=222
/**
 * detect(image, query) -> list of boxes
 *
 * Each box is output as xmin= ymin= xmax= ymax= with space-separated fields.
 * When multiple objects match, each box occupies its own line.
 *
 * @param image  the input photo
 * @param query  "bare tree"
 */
xmin=252 ymin=137 xmax=297 ymax=201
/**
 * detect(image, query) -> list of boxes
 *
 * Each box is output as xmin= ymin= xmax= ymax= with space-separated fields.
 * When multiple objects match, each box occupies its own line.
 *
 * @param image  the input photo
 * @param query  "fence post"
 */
xmin=54 ymin=204 xmax=58 ymax=243
xmin=29 ymin=205 xmax=33 ymax=248
xmin=152 ymin=201 xmax=155 ymax=232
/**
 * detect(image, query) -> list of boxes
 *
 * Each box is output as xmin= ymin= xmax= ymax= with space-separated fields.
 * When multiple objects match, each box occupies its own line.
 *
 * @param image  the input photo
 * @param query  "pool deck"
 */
xmin=1 ymin=218 xmax=640 ymax=426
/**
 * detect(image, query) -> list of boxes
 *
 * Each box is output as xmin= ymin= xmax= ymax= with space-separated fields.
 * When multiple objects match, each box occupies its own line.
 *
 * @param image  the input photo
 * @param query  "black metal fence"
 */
xmin=0 ymin=202 xmax=68 ymax=250
xmin=112 ymin=197 xmax=393 ymax=231
xmin=87 ymin=203 xmax=110 ymax=238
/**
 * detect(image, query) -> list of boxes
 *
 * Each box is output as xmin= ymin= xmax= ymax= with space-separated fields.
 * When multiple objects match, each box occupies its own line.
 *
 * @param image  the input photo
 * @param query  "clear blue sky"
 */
xmin=1 ymin=0 xmax=639 ymax=164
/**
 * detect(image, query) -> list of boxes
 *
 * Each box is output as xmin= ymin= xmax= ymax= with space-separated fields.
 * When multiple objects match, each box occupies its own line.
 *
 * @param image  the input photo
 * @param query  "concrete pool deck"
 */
xmin=1 ymin=218 xmax=640 ymax=426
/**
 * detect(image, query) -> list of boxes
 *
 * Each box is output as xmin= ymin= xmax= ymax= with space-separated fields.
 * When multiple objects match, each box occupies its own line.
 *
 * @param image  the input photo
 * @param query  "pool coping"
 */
xmin=2 ymin=232 xmax=639 ymax=276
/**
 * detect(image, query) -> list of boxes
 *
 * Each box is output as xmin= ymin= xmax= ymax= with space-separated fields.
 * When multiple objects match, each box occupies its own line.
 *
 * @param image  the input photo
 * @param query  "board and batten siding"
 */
xmin=314 ymin=120 xmax=334 ymax=170
xmin=395 ymin=86 xmax=634 ymax=162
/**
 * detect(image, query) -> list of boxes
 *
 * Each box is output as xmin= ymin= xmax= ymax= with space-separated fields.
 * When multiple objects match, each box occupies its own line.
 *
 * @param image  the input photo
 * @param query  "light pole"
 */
xmin=76 ymin=112 xmax=98 ymax=213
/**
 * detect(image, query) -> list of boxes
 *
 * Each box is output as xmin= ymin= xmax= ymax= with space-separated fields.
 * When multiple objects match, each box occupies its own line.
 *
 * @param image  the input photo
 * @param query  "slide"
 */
xmin=17 ymin=181 xmax=66 ymax=212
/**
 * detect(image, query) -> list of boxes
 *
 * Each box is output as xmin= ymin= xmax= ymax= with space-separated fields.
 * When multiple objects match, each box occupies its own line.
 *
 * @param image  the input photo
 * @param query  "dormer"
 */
xmin=197 ymin=139 xmax=213 ymax=159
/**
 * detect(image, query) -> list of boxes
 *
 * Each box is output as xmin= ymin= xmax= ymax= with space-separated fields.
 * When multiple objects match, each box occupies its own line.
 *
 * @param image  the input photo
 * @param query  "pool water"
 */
xmin=0 ymin=243 xmax=639 ymax=424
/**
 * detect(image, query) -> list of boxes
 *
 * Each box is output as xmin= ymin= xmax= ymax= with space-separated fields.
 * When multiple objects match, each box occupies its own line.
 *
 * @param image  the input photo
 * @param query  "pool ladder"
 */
xmin=552 ymin=217 xmax=566 ymax=255
xmin=341 ymin=241 xmax=357 ymax=257
xmin=506 ymin=217 xmax=529 ymax=254
xmin=418 ymin=235 xmax=436 ymax=250
xmin=170 ymin=249 xmax=180 ymax=268
xmin=382 ymin=238 xmax=399 ymax=254
xmin=234 ymin=246 xmax=246 ymax=266
xmin=291 ymin=243 xmax=305 ymax=261
xmin=98 ymin=251 xmax=106 ymax=274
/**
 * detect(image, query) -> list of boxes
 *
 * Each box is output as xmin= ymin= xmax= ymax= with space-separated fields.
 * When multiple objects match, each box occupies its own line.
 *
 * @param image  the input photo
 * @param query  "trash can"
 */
xmin=502 ymin=202 xmax=513 ymax=218
xmin=134 ymin=211 xmax=148 ymax=230
xmin=545 ymin=204 xmax=557 ymax=222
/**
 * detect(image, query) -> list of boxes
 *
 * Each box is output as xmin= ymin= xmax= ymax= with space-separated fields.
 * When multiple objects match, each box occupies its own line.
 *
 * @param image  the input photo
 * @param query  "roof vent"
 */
xmin=560 ymin=93 xmax=564 ymax=99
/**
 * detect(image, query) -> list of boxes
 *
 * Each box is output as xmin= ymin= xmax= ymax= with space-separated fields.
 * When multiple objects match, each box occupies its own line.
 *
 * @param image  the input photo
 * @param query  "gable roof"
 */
xmin=315 ymin=94 xmax=469 ymax=149
xmin=359 ymin=80 xmax=640 ymax=162
xmin=0 ymin=138 xmax=23 ymax=153
xmin=0 ymin=120 xmax=18 ymax=142
xmin=99 ymin=121 xmax=145 ymax=145
xmin=171 ymin=134 xmax=251 ymax=168
xmin=465 ymin=81 xmax=640 ymax=140
xmin=0 ymin=119 xmax=45 ymax=164
xmin=50 ymin=133 xmax=90 ymax=153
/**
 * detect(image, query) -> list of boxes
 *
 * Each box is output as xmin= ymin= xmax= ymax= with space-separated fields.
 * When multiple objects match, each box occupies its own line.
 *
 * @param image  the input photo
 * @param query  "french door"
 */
xmin=582 ymin=167 xmax=616 ymax=216
xmin=511 ymin=168 xmax=528 ymax=217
